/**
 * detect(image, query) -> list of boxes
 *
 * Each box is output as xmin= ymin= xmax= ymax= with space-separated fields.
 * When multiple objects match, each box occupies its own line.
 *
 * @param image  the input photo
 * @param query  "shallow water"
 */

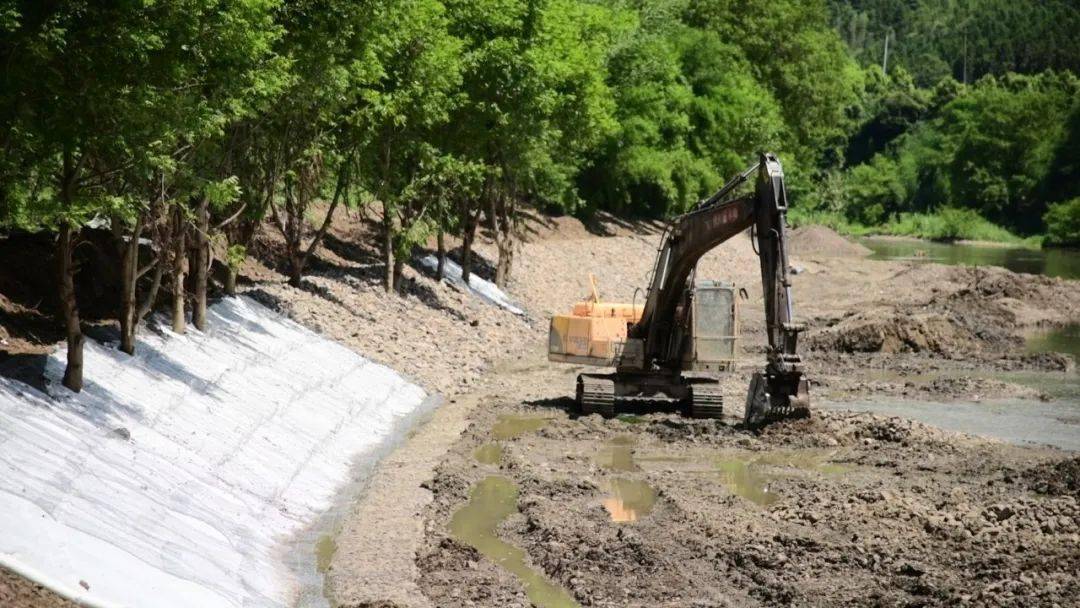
xmin=1026 ymin=323 xmax=1080 ymax=360
xmin=715 ymin=459 xmax=780 ymax=506
xmin=491 ymin=415 xmax=551 ymax=440
xmin=860 ymin=237 xmax=1080 ymax=280
xmin=596 ymin=435 xmax=640 ymax=472
xmin=314 ymin=535 xmax=337 ymax=574
xmin=824 ymin=398 xmax=1080 ymax=451
xmin=474 ymin=443 xmax=504 ymax=465
xmin=602 ymin=479 xmax=656 ymax=522
xmin=450 ymin=476 xmax=579 ymax=608
xmin=715 ymin=449 xmax=849 ymax=506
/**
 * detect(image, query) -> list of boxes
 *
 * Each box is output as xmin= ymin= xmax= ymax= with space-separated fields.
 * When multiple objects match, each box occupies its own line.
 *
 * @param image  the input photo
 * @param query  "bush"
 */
xmin=1044 ymin=198 xmax=1080 ymax=246
xmin=881 ymin=208 xmax=1032 ymax=243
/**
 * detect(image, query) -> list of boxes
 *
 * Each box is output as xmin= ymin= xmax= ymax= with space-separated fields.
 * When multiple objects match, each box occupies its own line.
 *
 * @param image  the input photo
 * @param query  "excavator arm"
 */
xmin=630 ymin=152 xmax=810 ymax=425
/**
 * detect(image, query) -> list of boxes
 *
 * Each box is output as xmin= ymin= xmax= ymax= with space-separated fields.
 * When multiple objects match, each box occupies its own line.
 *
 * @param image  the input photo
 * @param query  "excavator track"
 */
xmin=687 ymin=384 xmax=724 ymax=419
xmin=577 ymin=375 xmax=616 ymax=417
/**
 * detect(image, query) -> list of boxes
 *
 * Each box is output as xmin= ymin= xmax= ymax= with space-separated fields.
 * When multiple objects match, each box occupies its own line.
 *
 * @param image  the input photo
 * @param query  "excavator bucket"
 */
xmin=743 ymin=371 xmax=811 ymax=427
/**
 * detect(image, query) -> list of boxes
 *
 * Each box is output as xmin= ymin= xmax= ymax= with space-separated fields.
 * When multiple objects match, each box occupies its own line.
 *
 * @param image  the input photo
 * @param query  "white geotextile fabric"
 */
xmin=419 ymin=254 xmax=525 ymax=315
xmin=0 ymin=296 xmax=427 ymax=607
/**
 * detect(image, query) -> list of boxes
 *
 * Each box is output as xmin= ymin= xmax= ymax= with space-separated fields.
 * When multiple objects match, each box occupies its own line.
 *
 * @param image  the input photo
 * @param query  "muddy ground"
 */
xmin=413 ymin=352 xmax=1078 ymax=608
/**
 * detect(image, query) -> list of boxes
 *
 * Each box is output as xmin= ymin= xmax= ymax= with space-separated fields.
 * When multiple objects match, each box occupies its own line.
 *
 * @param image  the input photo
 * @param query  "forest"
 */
xmin=0 ymin=0 xmax=1078 ymax=391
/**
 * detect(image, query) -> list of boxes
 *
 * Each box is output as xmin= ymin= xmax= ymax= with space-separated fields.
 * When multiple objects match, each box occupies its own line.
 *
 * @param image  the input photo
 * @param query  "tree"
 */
xmin=446 ymin=0 xmax=626 ymax=286
xmin=687 ymin=0 xmax=864 ymax=164
xmin=350 ymin=0 xmax=464 ymax=292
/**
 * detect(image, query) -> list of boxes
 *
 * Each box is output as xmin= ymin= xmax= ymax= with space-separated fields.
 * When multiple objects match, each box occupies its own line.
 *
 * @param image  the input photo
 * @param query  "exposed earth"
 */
xmin=2 ymin=211 xmax=1077 ymax=607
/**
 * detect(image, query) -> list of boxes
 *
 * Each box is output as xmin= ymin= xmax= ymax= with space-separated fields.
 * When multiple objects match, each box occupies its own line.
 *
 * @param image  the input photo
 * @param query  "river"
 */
xmin=859 ymin=236 xmax=1080 ymax=280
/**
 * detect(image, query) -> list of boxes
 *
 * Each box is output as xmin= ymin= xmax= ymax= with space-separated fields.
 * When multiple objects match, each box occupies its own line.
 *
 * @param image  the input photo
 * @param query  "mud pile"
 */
xmin=807 ymin=308 xmax=976 ymax=355
xmin=1026 ymin=457 xmax=1080 ymax=498
xmin=806 ymin=264 xmax=1080 ymax=362
xmin=786 ymin=225 xmax=871 ymax=258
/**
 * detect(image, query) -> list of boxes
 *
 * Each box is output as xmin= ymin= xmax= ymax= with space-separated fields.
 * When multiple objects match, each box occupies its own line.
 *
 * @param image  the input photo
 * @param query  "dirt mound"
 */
xmin=787 ymin=225 xmax=870 ymax=258
xmin=518 ymin=212 xmax=594 ymax=243
xmin=1026 ymin=457 xmax=1080 ymax=498
xmin=807 ymin=308 xmax=976 ymax=355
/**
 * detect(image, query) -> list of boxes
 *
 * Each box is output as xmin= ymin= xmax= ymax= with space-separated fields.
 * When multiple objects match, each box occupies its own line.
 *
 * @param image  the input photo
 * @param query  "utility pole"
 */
xmin=882 ymin=29 xmax=891 ymax=73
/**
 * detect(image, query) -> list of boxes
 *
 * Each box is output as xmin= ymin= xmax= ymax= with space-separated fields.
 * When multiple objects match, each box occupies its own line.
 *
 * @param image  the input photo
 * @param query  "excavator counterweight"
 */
xmin=547 ymin=153 xmax=811 ymax=426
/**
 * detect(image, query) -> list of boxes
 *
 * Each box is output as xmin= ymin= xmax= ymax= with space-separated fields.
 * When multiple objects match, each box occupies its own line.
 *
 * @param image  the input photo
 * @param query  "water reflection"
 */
xmin=602 ymin=478 xmax=656 ymax=522
xmin=860 ymin=237 xmax=1079 ymax=280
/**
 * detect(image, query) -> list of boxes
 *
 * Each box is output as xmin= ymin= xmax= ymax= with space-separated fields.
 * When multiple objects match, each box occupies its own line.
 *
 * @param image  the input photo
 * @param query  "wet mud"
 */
xmin=418 ymin=369 xmax=1079 ymax=607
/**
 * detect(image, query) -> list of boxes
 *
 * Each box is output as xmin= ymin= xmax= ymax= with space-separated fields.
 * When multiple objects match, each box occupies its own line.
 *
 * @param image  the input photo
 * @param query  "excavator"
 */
xmin=547 ymin=153 xmax=810 ymax=426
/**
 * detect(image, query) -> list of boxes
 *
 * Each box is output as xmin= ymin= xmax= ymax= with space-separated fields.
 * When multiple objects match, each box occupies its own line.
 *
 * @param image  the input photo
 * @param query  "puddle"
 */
xmin=715 ymin=449 xmax=850 ymax=506
xmin=491 ymin=415 xmax=550 ymax=440
xmin=314 ymin=535 xmax=337 ymax=574
xmin=474 ymin=443 xmax=504 ymax=465
xmin=1026 ymin=323 xmax=1080 ymax=361
xmin=823 ymin=398 xmax=1080 ymax=451
xmin=617 ymin=414 xmax=647 ymax=424
xmin=635 ymin=454 xmax=690 ymax=464
xmin=716 ymin=460 xmax=779 ymax=506
xmin=596 ymin=435 xmax=639 ymax=472
xmin=602 ymin=478 xmax=656 ymax=522
xmin=450 ymin=476 xmax=580 ymax=608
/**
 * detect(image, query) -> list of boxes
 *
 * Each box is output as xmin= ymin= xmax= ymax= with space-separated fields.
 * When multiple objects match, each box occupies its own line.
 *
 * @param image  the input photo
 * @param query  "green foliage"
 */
xmin=444 ymin=0 xmax=626 ymax=211
xmin=0 ymin=0 xmax=285 ymax=230
xmin=881 ymin=208 xmax=1030 ymax=243
xmin=687 ymin=0 xmax=864 ymax=161
xmin=226 ymin=244 xmax=249 ymax=272
xmin=829 ymin=0 xmax=1080 ymax=87
xmin=823 ymin=71 xmax=1080 ymax=239
xmin=2 ymin=0 xmax=1077 ymax=270
xmin=1044 ymin=198 xmax=1080 ymax=246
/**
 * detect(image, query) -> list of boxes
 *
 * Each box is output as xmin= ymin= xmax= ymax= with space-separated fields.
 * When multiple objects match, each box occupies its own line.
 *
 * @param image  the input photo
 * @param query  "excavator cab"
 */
xmin=682 ymin=280 xmax=739 ymax=373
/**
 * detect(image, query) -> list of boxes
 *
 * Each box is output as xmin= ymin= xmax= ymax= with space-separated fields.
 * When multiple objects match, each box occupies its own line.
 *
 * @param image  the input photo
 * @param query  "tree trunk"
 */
xmin=171 ymin=207 xmax=187 ymax=334
xmin=288 ymin=254 xmax=303 ymax=288
xmin=393 ymin=258 xmax=405 ymax=291
xmin=57 ymin=221 xmax=84 ymax=392
xmin=137 ymin=255 xmax=164 ymax=324
xmin=119 ymin=214 xmax=144 ymax=355
xmin=436 ymin=228 xmax=446 ymax=281
xmin=382 ymin=200 xmax=395 ymax=293
xmin=192 ymin=197 xmax=209 ymax=331
xmin=225 ymin=266 xmax=237 ymax=296
xmin=461 ymin=209 xmax=477 ymax=285
xmin=495 ymin=233 xmax=513 ymax=288
xmin=492 ymin=192 xmax=515 ymax=288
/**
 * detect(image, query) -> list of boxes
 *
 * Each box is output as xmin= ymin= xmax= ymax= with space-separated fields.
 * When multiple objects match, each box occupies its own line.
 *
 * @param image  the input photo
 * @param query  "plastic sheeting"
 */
xmin=418 ymin=254 xmax=525 ymax=315
xmin=0 ymin=297 xmax=428 ymax=607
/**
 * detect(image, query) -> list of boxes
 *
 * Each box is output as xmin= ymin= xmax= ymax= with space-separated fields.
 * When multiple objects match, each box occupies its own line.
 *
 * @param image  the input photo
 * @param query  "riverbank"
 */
xmin=2 ymin=214 xmax=1077 ymax=607
xmin=788 ymin=208 xmax=1045 ymax=248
